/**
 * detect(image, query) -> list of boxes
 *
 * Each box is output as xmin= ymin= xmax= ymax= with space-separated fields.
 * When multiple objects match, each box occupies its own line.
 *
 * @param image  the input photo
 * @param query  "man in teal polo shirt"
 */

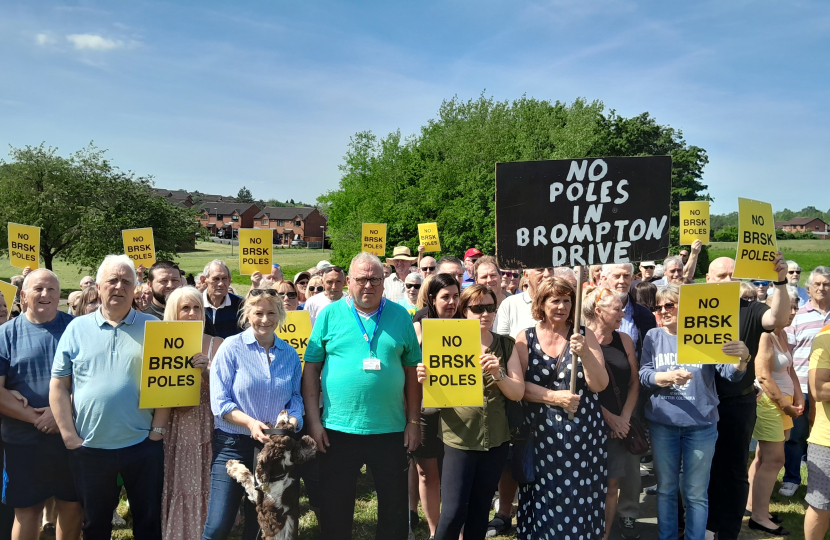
xmin=303 ymin=251 xmax=422 ymax=540
xmin=50 ymin=254 xmax=170 ymax=540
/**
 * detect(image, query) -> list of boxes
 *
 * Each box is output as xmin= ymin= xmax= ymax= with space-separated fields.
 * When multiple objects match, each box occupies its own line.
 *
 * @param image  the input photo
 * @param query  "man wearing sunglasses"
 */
xmin=304 ymin=265 xmax=346 ymax=326
xmin=751 ymin=279 xmax=771 ymax=302
xmin=786 ymin=260 xmax=809 ymax=307
xmin=202 ymin=259 xmax=244 ymax=339
xmin=418 ymin=256 xmax=438 ymax=279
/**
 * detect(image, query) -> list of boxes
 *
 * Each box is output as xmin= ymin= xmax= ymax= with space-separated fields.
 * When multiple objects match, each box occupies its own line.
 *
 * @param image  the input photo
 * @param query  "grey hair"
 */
xmin=203 ymin=259 xmax=231 ymax=278
xmin=554 ymin=267 xmax=576 ymax=282
xmin=96 ymin=254 xmax=137 ymax=285
xmin=405 ymin=272 xmax=423 ymax=284
xmin=786 ymin=260 xmax=802 ymax=270
xmin=807 ymin=266 xmax=830 ymax=288
xmin=656 ymin=284 xmax=680 ymax=304
xmin=22 ymin=269 xmax=60 ymax=291
xmin=349 ymin=252 xmax=383 ymax=276
xmin=784 ymin=285 xmax=801 ymax=304
xmin=601 ymin=263 xmax=634 ymax=277
xmin=663 ymin=256 xmax=684 ymax=270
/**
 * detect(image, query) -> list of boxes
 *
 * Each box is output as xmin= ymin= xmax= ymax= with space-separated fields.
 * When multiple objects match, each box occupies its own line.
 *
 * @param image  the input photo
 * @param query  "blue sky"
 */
xmin=1 ymin=0 xmax=828 ymax=214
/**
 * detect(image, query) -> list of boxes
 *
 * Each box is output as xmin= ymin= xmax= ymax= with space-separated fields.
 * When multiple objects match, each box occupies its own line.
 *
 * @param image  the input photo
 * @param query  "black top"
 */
xmin=715 ymin=299 xmax=770 ymax=400
xmin=597 ymin=331 xmax=631 ymax=415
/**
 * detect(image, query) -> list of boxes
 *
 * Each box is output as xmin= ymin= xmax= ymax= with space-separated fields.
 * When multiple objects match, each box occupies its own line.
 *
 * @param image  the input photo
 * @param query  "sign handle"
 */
xmin=569 ymin=266 xmax=585 ymax=421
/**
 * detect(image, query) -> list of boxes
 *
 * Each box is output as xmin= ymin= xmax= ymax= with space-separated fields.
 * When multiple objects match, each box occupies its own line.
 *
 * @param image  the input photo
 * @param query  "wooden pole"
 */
xmin=569 ymin=266 xmax=584 ymax=421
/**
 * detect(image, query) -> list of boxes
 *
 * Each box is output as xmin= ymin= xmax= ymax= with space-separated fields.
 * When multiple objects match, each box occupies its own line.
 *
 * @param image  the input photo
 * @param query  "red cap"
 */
xmin=464 ymin=248 xmax=483 ymax=259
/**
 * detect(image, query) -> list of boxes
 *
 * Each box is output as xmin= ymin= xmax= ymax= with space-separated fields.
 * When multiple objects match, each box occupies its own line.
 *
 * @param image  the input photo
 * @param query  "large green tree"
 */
xmin=0 ymin=143 xmax=199 ymax=270
xmin=320 ymin=95 xmax=711 ymax=268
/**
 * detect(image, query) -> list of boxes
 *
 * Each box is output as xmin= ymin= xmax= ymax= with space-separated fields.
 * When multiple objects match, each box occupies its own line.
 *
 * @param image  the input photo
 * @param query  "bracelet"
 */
xmin=407 ymin=419 xmax=420 ymax=426
xmin=773 ymin=279 xmax=787 ymax=286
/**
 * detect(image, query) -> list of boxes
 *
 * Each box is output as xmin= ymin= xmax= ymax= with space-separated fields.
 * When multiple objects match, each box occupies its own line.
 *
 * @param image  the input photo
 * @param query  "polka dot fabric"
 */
xmin=517 ymin=328 xmax=608 ymax=540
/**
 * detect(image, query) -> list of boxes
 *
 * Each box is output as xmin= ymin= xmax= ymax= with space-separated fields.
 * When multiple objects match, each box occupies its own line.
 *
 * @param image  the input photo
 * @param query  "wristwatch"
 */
xmin=493 ymin=368 xmax=507 ymax=382
xmin=151 ymin=427 xmax=166 ymax=437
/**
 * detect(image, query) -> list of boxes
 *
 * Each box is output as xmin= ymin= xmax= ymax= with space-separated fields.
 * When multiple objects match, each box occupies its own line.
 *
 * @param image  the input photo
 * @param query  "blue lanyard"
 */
xmin=350 ymin=298 xmax=385 ymax=356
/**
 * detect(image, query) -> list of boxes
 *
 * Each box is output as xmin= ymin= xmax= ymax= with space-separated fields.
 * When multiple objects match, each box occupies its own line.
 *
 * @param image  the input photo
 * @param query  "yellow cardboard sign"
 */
xmin=140 ymin=321 xmax=204 ymax=409
xmin=0 ymin=281 xmax=17 ymax=311
xmin=7 ymin=223 xmax=40 ymax=270
xmin=122 ymin=228 xmax=156 ymax=267
xmin=238 ymin=228 xmax=273 ymax=276
xmin=276 ymin=310 xmax=312 ymax=367
xmin=677 ymin=282 xmax=740 ymax=365
xmin=733 ymin=198 xmax=778 ymax=280
xmin=679 ymin=201 xmax=710 ymax=245
xmin=422 ymin=319 xmax=483 ymax=408
xmin=362 ymin=223 xmax=387 ymax=256
xmin=418 ymin=222 xmax=441 ymax=252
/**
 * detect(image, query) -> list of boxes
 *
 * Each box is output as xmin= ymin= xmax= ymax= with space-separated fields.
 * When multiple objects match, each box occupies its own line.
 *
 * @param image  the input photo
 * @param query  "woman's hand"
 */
xmin=782 ymin=402 xmax=803 ymax=418
xmin=570 ymin=332 xmax=585 ymax=358
xmin=552 ymin=390 xmax=580 ymax=414
xmin=250 ymin=271 xmax=263 ymax=289
xmin=192 ymin=352 xmax=210 ymax=371
xmin=663 ymin=369 xmax=694 ymax=387
xmin=248 ymin=419 xmax=272 ymax=444
xmin=603 ymin=410 xmax=630 ymax=438
xmin=416 ymin=363 xmax=426 ymax=384
xmin=479 ymin=354 xmax=502 ymax=379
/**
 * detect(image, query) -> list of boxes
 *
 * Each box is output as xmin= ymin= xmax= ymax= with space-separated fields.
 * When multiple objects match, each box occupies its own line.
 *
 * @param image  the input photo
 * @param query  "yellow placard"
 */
xmin=276 ymin=310 xmax=312 ymax=367
xmin=122 ymin=228 xmax=156 ymax=267
xmin=422 ymin=319 xmax=484 ymax=408
xmin=677 ymin=282 xmax=741 ymax=364
xmin=238 ymin=228 xmax=273 ymax=276
xmin=418 ymin=222 xmax=441 ymax=252
xmin=733 ymin=198 xmax=778 ymax=280
xmin=140 ymin=321 xmax=204 ymax=408
xmin=362 ymin=223 xmax=387 ymax=256
xmin=0 ymin=281 xmax=17 ymax=310
xmin=7 ymin=223 xmax=40 ymax=270
xmin=679 ymin=201 xmax=710 ymax=245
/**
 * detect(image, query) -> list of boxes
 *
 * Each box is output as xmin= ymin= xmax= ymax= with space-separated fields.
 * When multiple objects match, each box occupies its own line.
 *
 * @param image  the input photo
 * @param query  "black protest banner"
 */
xmin=495 ymin=156 xmax=672 ymax=269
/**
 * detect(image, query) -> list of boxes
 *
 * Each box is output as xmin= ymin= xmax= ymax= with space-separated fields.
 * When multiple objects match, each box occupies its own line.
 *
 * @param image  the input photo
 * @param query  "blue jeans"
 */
xmin=783 ymin=396 xmax=810 ymax=484
xmin=651 ymin=422 xmax=718 ymax=540
xmin=201 ymin=431 xmax=260 ymax=540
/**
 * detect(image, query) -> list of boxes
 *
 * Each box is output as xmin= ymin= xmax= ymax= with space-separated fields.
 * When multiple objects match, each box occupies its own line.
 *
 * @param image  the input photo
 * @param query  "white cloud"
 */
xmin=35 ymin=33 xmax=55 ymax=46
xmin=66 ymin=34 xmax=124 ymax=51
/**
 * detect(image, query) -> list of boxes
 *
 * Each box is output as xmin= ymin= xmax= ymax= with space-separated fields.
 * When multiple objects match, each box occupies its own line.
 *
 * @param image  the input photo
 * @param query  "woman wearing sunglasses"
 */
xmin=415 ymin=284 xmax=524 ymax=540
xmin=398 ymin=273 xmax=422 ymax=319
xmin=639 ymin=285 xmax=750 ymax=540
xmin=202 ymin=287 xmax=304 ymax=540
xmin=275 ymin=280 xmax=299 ymax=311
xmin=300 ymin=276 xmax=324 ymax=310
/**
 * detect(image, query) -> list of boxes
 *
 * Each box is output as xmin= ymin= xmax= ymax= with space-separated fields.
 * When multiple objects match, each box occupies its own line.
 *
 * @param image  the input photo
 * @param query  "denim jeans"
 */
xmin=783 ymin=396 xmax=810 ymax=484
xmin=67 ymin=437 xmax=164 ymax=540
xmin=650 ymin=422 xmax=718 ymax=540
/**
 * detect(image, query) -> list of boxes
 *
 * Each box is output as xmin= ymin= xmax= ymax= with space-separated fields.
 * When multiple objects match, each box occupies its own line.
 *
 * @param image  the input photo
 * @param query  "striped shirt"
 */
xmin=785 ymin=301 xmax=830 ymax=393
xmin=210 ymin=328 xmax=304 ymax=434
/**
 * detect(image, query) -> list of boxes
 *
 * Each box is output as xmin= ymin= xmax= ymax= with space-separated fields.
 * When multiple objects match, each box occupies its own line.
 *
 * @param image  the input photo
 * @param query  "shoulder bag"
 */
xmin=605 ymin=362 xmax=650 ymax=456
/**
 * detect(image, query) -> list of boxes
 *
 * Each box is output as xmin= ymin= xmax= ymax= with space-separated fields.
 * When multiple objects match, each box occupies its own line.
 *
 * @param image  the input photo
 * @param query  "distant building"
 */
xmin=253 ymin=207 xmax=327 ymax=245
xmin=197 ymin=202 xmax=261 ymax=239
xmin=775 ymin=217 xmax=829 ymax=239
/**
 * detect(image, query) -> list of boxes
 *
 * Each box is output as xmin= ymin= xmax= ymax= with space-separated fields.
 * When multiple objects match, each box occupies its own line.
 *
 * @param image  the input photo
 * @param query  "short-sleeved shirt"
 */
xmin=304 ymin=297 xmax=421 ymax=435
xmin=808 ymin=328 xmax=830 ymax=447
xmin=495 ymin=291 xmax=538 ymax=339
xmin=383 ymin=273 xmax=406 ymax=303
xmin=52 ymin=309 xmax=157 ymax=449
xmin=786 ymin=301 xmax=830 ymax=394
xmin=304 ymin=293 xmax=340 ymax=326
xmin=0 ymin=312 xmax=73 ymax=445
xmin=715 ymin=299 xmax=770 ymax=400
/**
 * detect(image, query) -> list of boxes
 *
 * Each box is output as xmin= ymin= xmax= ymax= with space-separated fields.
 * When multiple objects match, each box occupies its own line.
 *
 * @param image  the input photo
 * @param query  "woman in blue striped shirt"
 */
xmin=202 ymin=288 xmax=304 ymax=540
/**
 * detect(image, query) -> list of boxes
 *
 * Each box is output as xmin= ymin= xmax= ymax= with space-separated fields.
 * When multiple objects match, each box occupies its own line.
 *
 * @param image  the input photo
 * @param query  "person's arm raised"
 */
xmin=682 ymin=240 xmax=702 ymax=283
xmin=761 ymin=252 xmax=790 ymax=331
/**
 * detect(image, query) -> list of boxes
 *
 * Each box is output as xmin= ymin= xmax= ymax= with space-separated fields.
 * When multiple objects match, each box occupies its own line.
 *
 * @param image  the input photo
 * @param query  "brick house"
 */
xmin=197 ymin=202 xmax=261 ymax=239
xmin=774 ymin=217 xmax=829 ymax=239
xmin=253 ymin=207 xmax=328 ymax=245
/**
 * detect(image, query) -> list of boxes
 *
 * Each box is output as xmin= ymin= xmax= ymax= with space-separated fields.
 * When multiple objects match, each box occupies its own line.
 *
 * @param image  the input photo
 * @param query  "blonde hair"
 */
xmin=238 ymin=289 xmax=286 ymax=330
xmin=417 ymin=275 xmax=434 ymax=309
xmin=307 ymin=276 xmax=323 ymax=294
xmin=163 ymin=286 xmax=205 ymax=322
xmin=76 ymin=286 xmax=101 ymax=315
xmin=739 ymin=282 xmax=757 ymax=301
xmin=656 ymin=285 xmax=680 ymax=305
xmin=582 ymin=286 xmax=620 ymax=323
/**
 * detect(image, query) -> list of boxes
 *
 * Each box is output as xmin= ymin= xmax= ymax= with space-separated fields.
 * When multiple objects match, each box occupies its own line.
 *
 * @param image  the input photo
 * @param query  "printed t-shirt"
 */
xmin=304 ymin=298 xmax=421 ymax=435
xmin=808 ymin=329 xmax=830 ymax=447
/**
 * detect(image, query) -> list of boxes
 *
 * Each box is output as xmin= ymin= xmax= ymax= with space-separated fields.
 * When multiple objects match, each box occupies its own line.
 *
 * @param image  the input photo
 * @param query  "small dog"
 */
xmin=226 ymin=410 xmax=317 ymax=540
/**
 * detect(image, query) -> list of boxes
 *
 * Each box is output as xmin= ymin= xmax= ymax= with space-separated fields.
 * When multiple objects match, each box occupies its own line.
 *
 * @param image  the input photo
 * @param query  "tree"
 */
xmin=0 ymin=143 xmax=199 ymax=270
xmin=236 ymin=186 xmax=254 ymax=203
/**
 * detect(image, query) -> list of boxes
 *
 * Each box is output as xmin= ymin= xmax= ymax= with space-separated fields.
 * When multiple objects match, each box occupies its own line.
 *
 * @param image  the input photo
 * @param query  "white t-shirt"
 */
xmin=496 ymin=291 xmax=539 ymax=339
xmin=305 ymin=293 xmax=342 ymax=326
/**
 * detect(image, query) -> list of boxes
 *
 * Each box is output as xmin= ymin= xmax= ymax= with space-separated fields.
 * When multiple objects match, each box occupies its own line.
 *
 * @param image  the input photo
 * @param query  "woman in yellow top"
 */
xmin=805 ymin=321 xmax=830 ymax=540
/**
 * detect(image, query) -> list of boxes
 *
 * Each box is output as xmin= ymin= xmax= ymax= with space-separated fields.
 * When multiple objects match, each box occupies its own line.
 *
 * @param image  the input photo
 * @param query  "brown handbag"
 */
xmin=605 ymin=362 xmax=650 ymax=456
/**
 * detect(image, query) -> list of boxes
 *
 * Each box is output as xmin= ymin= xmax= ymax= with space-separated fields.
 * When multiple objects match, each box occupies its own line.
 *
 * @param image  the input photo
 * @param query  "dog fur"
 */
xmin=226 ymin=410 xmax=317 ymax=540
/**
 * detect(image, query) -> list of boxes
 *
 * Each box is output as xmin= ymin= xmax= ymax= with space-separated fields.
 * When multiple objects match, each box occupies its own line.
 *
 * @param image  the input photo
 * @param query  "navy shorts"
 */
xmin=4 ymin=437 xmax=78 ymax=508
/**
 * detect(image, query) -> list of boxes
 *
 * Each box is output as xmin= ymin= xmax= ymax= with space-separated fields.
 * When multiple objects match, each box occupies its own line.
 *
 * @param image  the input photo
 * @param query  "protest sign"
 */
xmin=677 ymin=282 xmax=740 ymax=365
xmin=679 ymin=201 xmax=710 ymax=245
xmin=418 ymin=222 xmax=441 ymax=252
xmin=7 ymin=223 xmax=40 ymax=270
xmin=276 ymin=310 xmax=312 ymax=366
xmin=495 ymin=156 xmax=672 ymax=269
xmin=139 ymin=321 xmax=203 ymax=408
xmin=0 ymin=281 xmax=17 ymax=310
xmin=422 ymin=319 xmax=483 ymax=408
xmin=362 ymin=223 xmax=387 ymax=257
xmin=238 ymin=228 xmax=273 ymax=275
xmin=122 ymin=228 xmax=156 ymax=267
xmin=733 ymin=198 xmax=778 ymax=280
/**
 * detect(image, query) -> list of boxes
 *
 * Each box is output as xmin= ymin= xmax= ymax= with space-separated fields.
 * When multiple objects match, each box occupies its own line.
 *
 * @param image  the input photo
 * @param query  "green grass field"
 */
xmin=708 ymin=239 xmax=829 ymax=286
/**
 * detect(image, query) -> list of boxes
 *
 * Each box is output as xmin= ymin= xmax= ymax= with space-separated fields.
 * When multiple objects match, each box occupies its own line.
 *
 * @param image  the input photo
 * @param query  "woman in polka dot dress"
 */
xmin=515 ymin=277 xmax=609 ymax=540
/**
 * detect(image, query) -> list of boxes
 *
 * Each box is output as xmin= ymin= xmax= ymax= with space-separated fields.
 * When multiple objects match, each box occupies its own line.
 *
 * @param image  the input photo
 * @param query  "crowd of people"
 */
xmin=0 ymin=239 xmax=829 ymax=540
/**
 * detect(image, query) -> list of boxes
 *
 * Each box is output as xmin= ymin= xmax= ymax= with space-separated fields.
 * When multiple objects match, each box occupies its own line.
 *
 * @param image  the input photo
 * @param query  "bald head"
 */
xmin=707 ymin=257 xmax=736 ymax=283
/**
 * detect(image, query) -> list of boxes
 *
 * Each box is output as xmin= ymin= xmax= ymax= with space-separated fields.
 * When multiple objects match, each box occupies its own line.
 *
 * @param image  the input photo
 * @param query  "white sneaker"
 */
xmin=705 ymin=530 xmax=715 ymax=540
xmin=778 ymin=482 xmax=798 ymax=497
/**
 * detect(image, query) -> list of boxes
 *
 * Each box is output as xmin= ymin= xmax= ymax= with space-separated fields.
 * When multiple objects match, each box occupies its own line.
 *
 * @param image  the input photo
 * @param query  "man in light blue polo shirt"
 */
xmin=50 ymin=254 xmax=170 ymax=540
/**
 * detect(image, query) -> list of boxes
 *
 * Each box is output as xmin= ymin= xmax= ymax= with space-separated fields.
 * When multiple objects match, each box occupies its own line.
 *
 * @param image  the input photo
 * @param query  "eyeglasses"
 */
xmin=277 ymin=292 xmax=298 ymax=299
xmin=467 ymin=304 xmax=497 ymax=314
xmin=405 ymin=283 xmax=421 ymax=290
xmin=655 ymin=302 xmax=676 ymax=312
xmin=420 ymin=266 xmax=436 ymax=272
xmin=308 ymin=286 xmax=324 ymax=293
xmin=501 ymin=271 xmax=519 ymax=278
xmin=249 ymin=289 xmax=278 ymax=297
xmin=751 ymin=280 xmax=771 ymax=287
xmin=788 ymin=270 xmax=801 ymax=274
xmin=353 ymin=277 xmax=383 ymax=287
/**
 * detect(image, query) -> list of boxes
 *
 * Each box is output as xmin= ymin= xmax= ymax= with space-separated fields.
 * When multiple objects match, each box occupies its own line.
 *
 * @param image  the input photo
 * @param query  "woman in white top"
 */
xmin=746 ymin=286 xmax=804 ymax=535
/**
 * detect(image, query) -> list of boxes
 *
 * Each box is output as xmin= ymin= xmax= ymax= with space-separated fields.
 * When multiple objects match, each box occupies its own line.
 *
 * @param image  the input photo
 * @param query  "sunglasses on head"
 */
xmin=751 ymin=280 xmax=771 ymax=287
xmin=420 ymin=266 xmax=436 ymax=272
xmin=655 ymin=302 xmax=676 ymax=312
xmin=501 ymin=271 xmax=519 ymax=278
xmin=249 ymin=289 xmax=278 ymax=297
xmin=308 ymin=286 xmax=324 ymax=292
xmin=405 ymin=283 xmax=421 ymax=290
xmin=467 ymin=303 xmax=497 ymax=314
xmin=277 ymin=292 xmax=298 ymax=299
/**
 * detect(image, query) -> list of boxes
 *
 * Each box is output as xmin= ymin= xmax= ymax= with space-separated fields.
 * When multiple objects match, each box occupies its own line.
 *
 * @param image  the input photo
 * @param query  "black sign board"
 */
xmin=496 ymin=156 xmax=672 ymax=269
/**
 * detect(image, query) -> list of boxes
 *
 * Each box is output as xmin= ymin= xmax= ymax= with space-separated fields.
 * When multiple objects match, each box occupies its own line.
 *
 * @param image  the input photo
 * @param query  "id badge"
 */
xmin=363 ymin=358 xmax=381 ymax=371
